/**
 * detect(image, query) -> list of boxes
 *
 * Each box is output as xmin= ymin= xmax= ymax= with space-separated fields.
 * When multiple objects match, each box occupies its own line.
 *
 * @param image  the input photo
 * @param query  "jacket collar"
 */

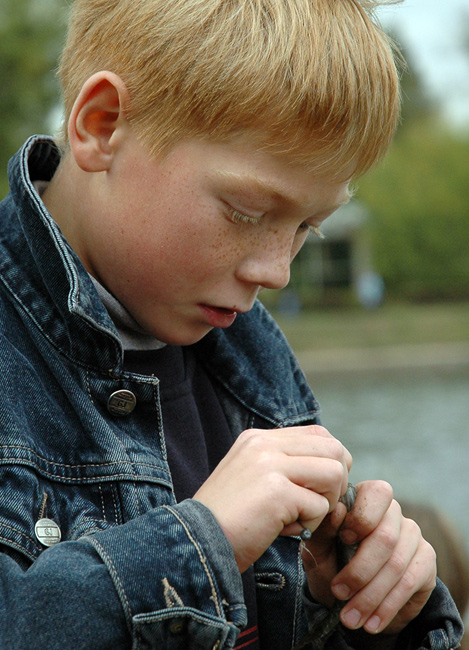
xmin=2 ymin=136 xmax=319 ymax=423
xmin=2 ymin=135 xmax=122 ymax=374
xmin=195 ymin=303 xmax=320 ymax=425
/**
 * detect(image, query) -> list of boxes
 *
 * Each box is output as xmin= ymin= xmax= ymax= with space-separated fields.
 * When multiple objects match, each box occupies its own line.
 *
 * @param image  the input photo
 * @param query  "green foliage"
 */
xmin=0 ymin=0 xmax=66 ymax=197
xmin=357 ymin=121 xmax=469 ymax=300
xmin=356 ymin=26 xmax=469 ymax=301
xmin=391 ymin=33 xmax=438 ymax=132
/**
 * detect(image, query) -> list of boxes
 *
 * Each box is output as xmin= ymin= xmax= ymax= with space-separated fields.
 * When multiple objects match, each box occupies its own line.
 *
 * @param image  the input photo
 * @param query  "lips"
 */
xmin=199 ymin=304 xmax=238 ymax=329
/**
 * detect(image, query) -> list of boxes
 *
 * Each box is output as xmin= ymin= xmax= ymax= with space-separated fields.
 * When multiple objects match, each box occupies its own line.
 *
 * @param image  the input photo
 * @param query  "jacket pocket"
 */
xmin=0 ymin=464 xmax=120 ymax=567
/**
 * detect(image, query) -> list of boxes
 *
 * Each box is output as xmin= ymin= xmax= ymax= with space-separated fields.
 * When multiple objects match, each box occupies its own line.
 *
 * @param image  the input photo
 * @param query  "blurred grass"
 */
xmin=271 ymin=301 xmax=469 ymax=352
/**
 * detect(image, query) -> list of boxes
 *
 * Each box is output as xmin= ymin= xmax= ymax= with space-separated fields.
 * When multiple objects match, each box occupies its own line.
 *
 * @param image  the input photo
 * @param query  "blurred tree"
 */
xmin=357 ymin=124 xmax=469 ymax=301
xmin=390 ymin=31 xmax=439 ymax=133
xmin=0 ymin=0 xmax=65 ymax=197
xmin=356 ymin=28 xmax=469 ymax=302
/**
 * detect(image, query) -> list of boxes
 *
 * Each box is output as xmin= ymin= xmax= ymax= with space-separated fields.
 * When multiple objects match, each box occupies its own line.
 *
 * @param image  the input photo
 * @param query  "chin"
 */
xmin=153 ymin=326 xmax=213 ymax=347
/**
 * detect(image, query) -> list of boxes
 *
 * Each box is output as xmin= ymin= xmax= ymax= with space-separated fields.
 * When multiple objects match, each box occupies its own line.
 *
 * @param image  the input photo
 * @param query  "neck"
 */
xmin=42 ymin=153 xmax=98 ymax=278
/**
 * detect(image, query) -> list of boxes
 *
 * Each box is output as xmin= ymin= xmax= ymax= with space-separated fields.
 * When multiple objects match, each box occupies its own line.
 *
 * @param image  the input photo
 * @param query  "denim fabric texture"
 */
xmin=0 ymin=136 xmax=463 ymax=649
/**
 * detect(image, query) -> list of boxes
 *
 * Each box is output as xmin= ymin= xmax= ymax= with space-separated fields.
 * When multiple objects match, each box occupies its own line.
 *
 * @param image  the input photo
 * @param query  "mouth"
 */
xmin=199 ymin=304 xmax=244 ymax=329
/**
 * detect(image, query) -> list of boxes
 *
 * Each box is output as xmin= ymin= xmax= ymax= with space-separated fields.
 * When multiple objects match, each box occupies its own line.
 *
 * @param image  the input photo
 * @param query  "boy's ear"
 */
xmin=68 ymin=71 xmax=130 ymax=173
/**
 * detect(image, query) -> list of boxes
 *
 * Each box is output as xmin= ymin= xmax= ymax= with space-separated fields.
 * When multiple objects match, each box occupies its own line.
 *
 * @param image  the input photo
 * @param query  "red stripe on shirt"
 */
xmin=238 ymin=626 xmax=258 ymax=639
xmin=234 ymin=636 xmax=259 ymax=649
xmin=234 ymin=625 xmax=259 ymax=649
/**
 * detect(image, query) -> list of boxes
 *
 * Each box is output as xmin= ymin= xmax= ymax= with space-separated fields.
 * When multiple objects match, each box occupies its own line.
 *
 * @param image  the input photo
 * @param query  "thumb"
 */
xmin=302 ymin=503 xmax=347 ymax=570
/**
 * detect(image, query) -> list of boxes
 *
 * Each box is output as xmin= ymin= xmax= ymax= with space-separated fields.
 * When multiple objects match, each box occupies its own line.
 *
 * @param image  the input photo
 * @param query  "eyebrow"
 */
xmin=212 ymin=170 xmax=352 ymax=212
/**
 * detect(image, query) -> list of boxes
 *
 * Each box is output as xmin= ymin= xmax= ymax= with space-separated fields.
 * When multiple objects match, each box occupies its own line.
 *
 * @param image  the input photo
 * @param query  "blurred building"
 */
xmin=290 ymin=201 xmax=381 ymax=307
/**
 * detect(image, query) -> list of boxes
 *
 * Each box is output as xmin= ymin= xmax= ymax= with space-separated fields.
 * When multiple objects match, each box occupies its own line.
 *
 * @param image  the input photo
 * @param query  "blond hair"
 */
xmin=59 ymin=0 xmax=403 ymax=178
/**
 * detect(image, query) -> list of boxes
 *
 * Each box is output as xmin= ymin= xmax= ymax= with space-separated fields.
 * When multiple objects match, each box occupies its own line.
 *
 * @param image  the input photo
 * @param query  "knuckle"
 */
xmin=240 ymin=428 xmax=269 ymax=451
xmin=417 ymin=539 xmax=437 ymax=580
xmin=424 ymin=539 xmax=437 ymax=566
xmin=328 ymin=438 xmax=345 ymax=462
xmin=342 ymin=563 xmax=369 ymax=591
xmin=329 ymin=458 xmax=346 ymax=482
xmin=238 ymin=428 xmax=257 ymax=445
xmin=399 ymin=568 xmax=419 ymax=594
xmin=238 ymin=430 xmax=281 ymax=474
xmin=387 ymin=551 xmax=408 ymax=577
xmin=428 ymin=570 xmax=437 ymax=591
xmin=375 ymin=523 xmax=399 ymax=553
xmin=262 ymin=471 xmax=289 ymax=498
xmin=403 ymin=516 xmax=421 ymax=538
xmin=374 ymin=592 xmax=403 ymax=624
xmin=374 ymin=480 xmax=394 ymax=501
xmin=307 ymin=493 xmax=331 ymax=525
xmin=308 ymin=424 xmax=330 ymax=438
xmin=354 ymin=588 xmax=379 ymax=613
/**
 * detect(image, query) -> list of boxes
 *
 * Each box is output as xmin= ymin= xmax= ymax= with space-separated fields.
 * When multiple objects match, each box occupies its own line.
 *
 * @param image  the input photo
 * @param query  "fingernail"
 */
xmin=332 ymin=583 xmax=351 ymax=600
xmin=365 ymin=615 xmax=382 ymax=634
xmin=342 ymin=608 xmax=361 ymax=629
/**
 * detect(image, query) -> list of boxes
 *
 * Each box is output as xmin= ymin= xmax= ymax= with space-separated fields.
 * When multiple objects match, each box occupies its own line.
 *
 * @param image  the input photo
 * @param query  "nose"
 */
xmin=235 ymin=236 xmax=292 ymax=291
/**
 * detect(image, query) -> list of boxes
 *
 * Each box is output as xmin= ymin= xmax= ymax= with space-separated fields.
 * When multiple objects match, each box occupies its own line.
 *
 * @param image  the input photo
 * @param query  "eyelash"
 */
xmin=228 ymin=208 xmax=262 ymax=226
xmin=299 ymin=223 xmax=325 ymax=239
xmin=228 ymin=207 xmax=324 ymax=239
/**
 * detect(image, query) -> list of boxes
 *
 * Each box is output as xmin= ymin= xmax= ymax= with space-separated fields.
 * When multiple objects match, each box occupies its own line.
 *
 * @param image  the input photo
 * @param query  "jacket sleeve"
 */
xmin=0 ymin=499 xmax=247 ymax=650
xmin=300 ymin=578 xmax=464 ymax=650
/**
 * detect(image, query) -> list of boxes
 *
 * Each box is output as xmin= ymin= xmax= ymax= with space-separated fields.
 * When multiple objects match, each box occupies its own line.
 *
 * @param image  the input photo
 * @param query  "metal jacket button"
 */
xmin=35 ymin=518 xmax=61 ymax=547
xmin=107 ymin=390 xmax=137 ymax=416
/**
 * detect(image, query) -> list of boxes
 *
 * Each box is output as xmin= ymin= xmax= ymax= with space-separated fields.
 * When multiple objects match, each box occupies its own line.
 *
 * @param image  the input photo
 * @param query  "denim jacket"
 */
xmin=0 ymin=136 xmax=463 ymax=650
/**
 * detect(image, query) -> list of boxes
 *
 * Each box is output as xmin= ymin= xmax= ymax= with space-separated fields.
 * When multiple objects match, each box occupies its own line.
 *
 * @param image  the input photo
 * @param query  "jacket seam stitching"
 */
xmin=98 ymin=484 xmax=107 ymax=521
xmin=163 ymin=505 xmax=223 ymax=619
xmin=0 ymin=463 xmax=171 ymax=485
xmin=206 ymin=370 xmax=320 ymax=426
xmin=69 ymin=518 xmax=108 ymax=539
xmin=291 ymin=542 xmax=304 ymax=647
xmin=0 ymin=535 xmax=38 ymax=561
xmin=111 ymin=485 xmax=121 ymax=524
xmin=86 ymin=369 xmax=95 ymax=405
xmin=0 ymin=522 xmax=42 ymax=551
xmin=0 ymin=444 xmax=170 ymax=473
xmin=86 ymin=536 xmax=134 ymax=633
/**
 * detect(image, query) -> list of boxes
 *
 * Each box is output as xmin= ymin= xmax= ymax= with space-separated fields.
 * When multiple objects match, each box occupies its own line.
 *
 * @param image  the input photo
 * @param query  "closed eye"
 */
xmin=227 ymin=207 xmax=263 ymax=226
xmin=227 ymin=205 xmax=324 ymax=238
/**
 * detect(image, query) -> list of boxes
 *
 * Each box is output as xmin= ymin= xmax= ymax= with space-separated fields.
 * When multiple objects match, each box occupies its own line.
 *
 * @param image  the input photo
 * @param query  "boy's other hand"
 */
xmin=302 ymin=480 xmax=437 ymax=636
xmin=193 ymin=425 xmax=351 ymax=573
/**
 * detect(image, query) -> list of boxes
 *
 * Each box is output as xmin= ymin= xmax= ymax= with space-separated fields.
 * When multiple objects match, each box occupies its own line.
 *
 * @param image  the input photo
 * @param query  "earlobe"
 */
xmin=68 ymin=71 xmax=130 ymax=173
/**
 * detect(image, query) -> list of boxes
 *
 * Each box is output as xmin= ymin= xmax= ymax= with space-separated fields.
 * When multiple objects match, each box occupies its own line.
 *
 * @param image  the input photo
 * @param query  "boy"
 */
xmin=0 ymin=0 xmax=462 ymax=648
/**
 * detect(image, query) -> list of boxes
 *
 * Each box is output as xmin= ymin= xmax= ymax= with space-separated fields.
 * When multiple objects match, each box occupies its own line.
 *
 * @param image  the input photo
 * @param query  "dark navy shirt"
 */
xmin=124 ymin=345 xmax=260 ymax=649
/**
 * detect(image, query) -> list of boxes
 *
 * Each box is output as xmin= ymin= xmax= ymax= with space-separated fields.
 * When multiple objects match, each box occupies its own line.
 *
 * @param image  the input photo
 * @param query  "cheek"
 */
xmin=133 ymin=215 xmax=240 ymax=285
xmin=165 ymin=199 xmax=246 ymax=272
xmin=204 ymin=226 xmax=246 ymax=270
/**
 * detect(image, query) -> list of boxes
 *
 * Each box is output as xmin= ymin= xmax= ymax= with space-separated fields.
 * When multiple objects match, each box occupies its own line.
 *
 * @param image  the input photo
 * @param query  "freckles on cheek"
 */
xmin=208 ymin=226 xmax=245 ymax=269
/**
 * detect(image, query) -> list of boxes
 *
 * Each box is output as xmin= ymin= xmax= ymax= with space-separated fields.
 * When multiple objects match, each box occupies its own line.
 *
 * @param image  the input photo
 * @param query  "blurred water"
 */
xmin=307 ymin=366 xmax=469 ymax=547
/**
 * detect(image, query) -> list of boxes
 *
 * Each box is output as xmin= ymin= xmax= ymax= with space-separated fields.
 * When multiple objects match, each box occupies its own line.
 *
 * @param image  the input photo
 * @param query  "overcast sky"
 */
xmin=376 ymin=0 xmax=469 ymax=127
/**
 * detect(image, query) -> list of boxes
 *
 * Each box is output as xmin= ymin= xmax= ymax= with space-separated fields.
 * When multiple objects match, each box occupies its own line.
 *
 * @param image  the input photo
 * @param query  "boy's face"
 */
xmin=71 ymin=134 xmax=350 ymax=345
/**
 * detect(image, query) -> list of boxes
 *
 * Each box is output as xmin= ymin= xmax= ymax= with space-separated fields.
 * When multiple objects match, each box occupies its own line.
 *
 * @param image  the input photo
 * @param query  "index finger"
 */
xmin=304 ymin=425 xmax=353 ymax=472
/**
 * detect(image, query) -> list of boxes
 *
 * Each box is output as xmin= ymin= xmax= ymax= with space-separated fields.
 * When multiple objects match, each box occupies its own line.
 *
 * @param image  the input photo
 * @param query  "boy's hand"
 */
xmin=193 ymin=425 xmax=351 ymax=573
xmin=302 ymin=480 xmax=437 ymax=636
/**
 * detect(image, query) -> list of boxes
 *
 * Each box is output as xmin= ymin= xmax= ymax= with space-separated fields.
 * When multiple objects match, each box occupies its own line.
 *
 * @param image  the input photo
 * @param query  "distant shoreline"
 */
xmin=297 ymin=341 xmax=469 ymax=376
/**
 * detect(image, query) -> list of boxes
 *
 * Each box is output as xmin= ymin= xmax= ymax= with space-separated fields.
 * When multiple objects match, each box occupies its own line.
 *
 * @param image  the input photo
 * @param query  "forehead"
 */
xmin=213 ymin=167 xmax=351 ymax=213
xmin=161 ymin=136 xmax=352 ymax=212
